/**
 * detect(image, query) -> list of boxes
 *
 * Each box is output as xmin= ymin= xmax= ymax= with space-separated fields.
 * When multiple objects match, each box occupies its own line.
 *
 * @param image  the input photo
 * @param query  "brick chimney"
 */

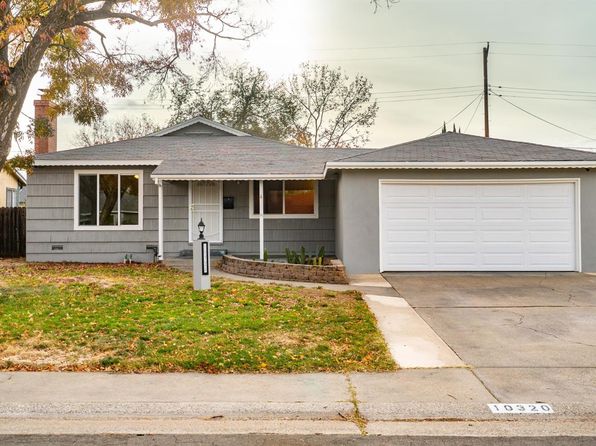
xmin=33 ymin=92 xmax=57 ymax=154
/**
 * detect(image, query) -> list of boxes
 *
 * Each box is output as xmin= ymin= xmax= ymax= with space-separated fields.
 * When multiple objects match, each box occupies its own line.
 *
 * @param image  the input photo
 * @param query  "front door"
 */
xmin=190 ymin=181 xmax=223 ymax=243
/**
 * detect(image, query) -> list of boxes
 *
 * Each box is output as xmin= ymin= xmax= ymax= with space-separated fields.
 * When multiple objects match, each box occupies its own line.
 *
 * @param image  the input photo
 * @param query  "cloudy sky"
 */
xmin=14 ymin=0 xmax=596 ymax=155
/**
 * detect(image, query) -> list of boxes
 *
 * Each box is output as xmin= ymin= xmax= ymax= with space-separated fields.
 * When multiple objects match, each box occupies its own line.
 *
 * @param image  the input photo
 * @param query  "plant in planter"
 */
xmin=285 ymin=246 xmax=325 ymax=266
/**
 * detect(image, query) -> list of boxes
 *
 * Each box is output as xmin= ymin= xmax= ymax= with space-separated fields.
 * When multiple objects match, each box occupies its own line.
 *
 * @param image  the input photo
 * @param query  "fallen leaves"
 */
xmin=0 ymin=261 xmax=396 ymax=373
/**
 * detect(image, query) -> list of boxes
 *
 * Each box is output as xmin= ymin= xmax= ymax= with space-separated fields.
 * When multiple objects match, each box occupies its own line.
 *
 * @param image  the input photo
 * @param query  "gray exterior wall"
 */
xmin=336 ymin=168 xmax=596 ymax=274
xmin=219 ymin=179 xmax=336 ymax=256
xmin=27 ymin=166 xmax=189 ymax=263
xmin=26 ymin=166 xmax=336 ymax=262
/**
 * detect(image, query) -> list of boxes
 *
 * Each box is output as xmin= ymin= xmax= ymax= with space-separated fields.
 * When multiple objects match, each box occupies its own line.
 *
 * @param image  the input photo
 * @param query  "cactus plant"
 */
xmin=285 ymin=246 xmax=326 ymax=265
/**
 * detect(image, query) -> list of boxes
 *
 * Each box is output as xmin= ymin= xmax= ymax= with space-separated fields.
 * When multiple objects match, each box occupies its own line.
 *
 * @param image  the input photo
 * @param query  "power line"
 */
xmin=492 ymin=92 xmax=596 ymax=141
xmin=426 ymin=94 xmax=483 ymax=136
xmin=492 ymin=85 xmax=596 ymax=96
xmin=493 ymin=52 xmax=596 ymax=59
xmin=490 ymin=40 xmax=596 ymax=48
xmin=465 ymin=95 xmax=484 ymax=133
xmin=312 ymin=40 xmax=596 ymax=52
xmin=378 ymin=93 xmax=480 ymax=103
xmin=311 ymin=52 xmax=479 ymax=63
xmin=312 ymin=41 xmax=484 ymax=51
xmin=492 ymin=94 xmax=596 ymax=103
xmin=372 ymin=85 xmax=481 ymax=96
xmin=375 ymin=89 xmax=481 ymax=100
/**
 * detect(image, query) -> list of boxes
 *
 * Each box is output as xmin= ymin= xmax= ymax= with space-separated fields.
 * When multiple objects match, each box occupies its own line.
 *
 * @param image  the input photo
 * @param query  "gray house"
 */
xmin=29 ymin=116 xmax=596 ymax=273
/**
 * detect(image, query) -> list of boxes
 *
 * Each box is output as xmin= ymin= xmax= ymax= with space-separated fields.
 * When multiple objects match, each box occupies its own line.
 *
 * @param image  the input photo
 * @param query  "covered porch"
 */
xmin=153 ymin=177 xmax=337 ymax=262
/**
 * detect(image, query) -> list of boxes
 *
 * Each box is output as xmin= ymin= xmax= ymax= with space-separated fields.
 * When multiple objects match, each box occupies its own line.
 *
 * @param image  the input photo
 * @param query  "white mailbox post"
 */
xmin=193 ymin=218 xmax=211 ymax=290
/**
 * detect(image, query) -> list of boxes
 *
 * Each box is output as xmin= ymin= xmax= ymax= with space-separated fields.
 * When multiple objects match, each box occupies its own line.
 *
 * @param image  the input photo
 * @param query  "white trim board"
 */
xmin=149 ymin=116 xmax=249 ymax=137
xmin=37 ymin=160 xmax=162 ymax=167
xmin=152 ymin=173 xmax=326 ymax=181
xmin=327 ymin=161 xmax=596 ymax=170
xmin=73 ymin=169 xmax=144 ymax=231
xmin=378 ymin=178 xmax=581 ymax=273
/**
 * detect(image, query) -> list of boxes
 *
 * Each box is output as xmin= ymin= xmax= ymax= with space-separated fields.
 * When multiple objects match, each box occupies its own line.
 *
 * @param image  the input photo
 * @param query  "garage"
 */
xmin=379 ymin=180 xmax=579 ymax=272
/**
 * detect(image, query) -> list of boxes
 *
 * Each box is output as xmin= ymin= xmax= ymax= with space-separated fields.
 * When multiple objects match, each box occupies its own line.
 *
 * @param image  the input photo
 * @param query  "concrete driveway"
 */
xmin=383 ymin=272 xmax=596 ymax=404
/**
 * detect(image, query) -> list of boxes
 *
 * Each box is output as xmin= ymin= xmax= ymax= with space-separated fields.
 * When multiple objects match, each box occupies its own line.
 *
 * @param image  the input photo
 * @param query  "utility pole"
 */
xmin=483 ymin=41 xmax=490 ymax=137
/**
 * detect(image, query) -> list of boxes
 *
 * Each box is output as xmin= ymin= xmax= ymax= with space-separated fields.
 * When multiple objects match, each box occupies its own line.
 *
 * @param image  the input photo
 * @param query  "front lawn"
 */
xmin=0 ymin=261 xmax=395 ymax=372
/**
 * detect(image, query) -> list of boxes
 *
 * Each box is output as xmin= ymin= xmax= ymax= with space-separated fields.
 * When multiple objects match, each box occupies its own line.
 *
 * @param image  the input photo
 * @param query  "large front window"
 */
xmin=251 ymin=180 xmax=317 ymax=218
xmin=75 ymin=171 xmax=143 ymax=230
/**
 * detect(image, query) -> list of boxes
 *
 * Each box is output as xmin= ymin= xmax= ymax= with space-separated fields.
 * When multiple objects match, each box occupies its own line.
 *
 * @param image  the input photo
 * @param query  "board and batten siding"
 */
xmin=26 ymin=166 xmax=189 ymax=263
xmin=26 ymin=167 xmax=336 ymax=262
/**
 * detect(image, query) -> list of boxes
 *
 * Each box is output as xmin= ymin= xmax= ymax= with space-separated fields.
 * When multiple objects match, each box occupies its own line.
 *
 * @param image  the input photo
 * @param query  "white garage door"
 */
xmin=380 ymin=181 xmax=578 ymax=272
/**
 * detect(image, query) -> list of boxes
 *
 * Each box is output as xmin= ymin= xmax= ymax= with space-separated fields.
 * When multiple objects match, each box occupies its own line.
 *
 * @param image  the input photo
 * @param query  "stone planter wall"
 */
xmin=219 ymin=255 xmax=349 ymax=284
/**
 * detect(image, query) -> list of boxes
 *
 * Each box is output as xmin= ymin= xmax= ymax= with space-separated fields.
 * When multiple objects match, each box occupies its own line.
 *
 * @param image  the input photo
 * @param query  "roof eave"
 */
xmin=151 ymin=173 xmax=326 ymax=181
xmin=4 ymin=165 xmax=26 ymax=185
xmin=326 ymin=161 xmax=596 ymax=169
xmin=34 ymin=160 xmax=163 ymax=167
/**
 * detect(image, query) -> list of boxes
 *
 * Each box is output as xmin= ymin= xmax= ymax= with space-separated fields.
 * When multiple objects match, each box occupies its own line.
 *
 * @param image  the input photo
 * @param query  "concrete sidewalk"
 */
xmin=205 ymin=265 xmax=465 ymax=369
xmin=0 ymin=371 xmax=594 ymax=443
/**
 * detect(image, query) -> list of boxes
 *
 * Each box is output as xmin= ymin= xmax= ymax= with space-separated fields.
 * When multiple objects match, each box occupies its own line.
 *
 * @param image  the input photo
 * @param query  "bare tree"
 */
xmin=370 ymin=0 xmax=400 ymax=12
xmin=168 ymin=65 xmax=294 ymax=142
xmin=285 ymin=63 xmax=378 ymax=148
xmin=169 ymin=63 xmax=378 ymax=148
xmin=74 ymin=114 xmax=161 ymax=146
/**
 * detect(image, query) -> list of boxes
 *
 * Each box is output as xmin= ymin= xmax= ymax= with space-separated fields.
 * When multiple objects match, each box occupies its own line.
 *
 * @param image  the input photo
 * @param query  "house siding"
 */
xmin=0 ymin=168 xmax=20 ymax=207
xmin=26 ymin=166 xmax=188 ymax=263
xmin=336 ymin=168 xmax=596 ymax=274
xmin=219 ymin=179 xmax=336 ymax=256
xmin=26 ymin=166 xmax=336 ymax=262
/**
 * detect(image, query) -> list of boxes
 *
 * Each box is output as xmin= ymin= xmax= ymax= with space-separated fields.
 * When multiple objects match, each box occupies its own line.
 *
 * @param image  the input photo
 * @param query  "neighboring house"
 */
xmin=29 ymin=116 xmax=596 ymax=274
xmin=0 ymin=166 xmax=26 ymax=207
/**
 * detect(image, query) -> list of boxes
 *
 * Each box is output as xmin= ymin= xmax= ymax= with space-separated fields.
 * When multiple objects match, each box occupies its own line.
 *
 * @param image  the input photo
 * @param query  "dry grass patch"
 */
xmin=0 ymin=261 xmax=395 ymax=373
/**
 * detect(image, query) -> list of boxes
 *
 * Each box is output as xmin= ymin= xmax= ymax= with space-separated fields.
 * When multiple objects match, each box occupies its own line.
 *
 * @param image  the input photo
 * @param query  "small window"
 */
xmin=251 ymin=180 xmax=318 ymax=218
xmin=5 ymin=188 xmax=17 ymax=208
xmin=75 ymin=171 xmax=142 ymax=230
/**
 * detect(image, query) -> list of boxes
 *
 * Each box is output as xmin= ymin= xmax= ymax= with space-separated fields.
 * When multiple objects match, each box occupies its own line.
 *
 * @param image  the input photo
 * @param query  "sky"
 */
xmin=12 ymin=0 xmax=596 ymax=156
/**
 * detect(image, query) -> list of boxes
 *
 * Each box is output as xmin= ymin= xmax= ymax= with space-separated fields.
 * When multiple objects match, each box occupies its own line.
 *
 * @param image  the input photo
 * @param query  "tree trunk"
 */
xmin=0 ymin=2 xmax=70 ymax=169
xmin=0 ymin=78 xmax=34 ymax=169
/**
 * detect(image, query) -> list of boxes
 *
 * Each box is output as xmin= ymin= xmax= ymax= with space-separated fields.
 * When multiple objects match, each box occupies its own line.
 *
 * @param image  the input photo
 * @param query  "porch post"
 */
xmin=259 ymin=180 xmax=264 ymax=260
xmin=157 ymin=179 xmax=164 ymax=261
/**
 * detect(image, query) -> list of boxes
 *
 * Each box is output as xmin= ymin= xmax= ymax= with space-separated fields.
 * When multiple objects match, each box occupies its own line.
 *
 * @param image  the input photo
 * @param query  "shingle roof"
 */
xmin=35 ymin=121 xmax=596 ymax=178
xmin=35 ymin=135 xmax=374 ymax=178
xmin=334 ymin=132 xmax=596 ymax=163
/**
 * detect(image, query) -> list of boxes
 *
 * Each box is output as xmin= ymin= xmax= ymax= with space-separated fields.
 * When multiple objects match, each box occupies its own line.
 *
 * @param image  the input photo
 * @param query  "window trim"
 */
xmin=248 ymin=180 xmax=319 ymax=219
xmin=74 ymin=169 xmax=144 ymax=231
xmin=5 ymin=187 xmax=17 ymax=207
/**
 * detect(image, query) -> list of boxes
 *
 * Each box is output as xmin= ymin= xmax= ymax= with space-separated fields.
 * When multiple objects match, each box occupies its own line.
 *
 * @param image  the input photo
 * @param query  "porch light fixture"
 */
xmin=198 ymin=218 xmax=206 ymax=240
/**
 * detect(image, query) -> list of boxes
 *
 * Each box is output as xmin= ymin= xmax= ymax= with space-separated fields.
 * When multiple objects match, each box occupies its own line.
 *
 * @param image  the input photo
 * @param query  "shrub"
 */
xmin=285 ymin=246 xmax=325 ymax=265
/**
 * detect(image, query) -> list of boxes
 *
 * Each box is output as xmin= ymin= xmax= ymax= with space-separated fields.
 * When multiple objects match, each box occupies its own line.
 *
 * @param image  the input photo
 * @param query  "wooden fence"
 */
xmin=0 ymin=207 xmax=26 ymax=258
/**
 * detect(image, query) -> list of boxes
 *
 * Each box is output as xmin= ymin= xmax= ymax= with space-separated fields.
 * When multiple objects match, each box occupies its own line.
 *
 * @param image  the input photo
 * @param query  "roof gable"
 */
xmin=149 ymin=116 xmax=249 ymax=137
